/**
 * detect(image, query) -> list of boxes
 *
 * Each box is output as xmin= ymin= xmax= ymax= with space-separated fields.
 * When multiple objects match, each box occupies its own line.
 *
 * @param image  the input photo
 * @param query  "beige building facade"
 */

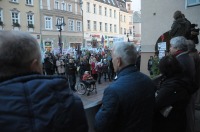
xmin=40 ymin=0 xmax=83 ymax=54
xmin=82 ymin=0 xmax=133 ymax=49
xmin=141 ymin=0 xmax=200 ymax=75
xmin=0 ymin=0 xmax=41 ymax=44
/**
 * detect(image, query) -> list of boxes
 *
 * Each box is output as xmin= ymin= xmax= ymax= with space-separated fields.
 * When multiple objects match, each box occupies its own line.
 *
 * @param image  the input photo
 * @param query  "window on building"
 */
xmin=61 ymin=2 xmax=67 ymax=11
xmin=56 ymin=17 xmax=65 ymax=30
xmin=0 ymin=10 xmax=3 ymax=23
xmin=105 ymin=23 xmax=107 ymax=32
xmin=77 ymin=21 xmax=82 ymax=32
xmin=110 ymin=24 xmax=112 ymax=32
xmin=114 ymin=25 xmax=117 ymax=33
xmin=26 ymin=0 xmax=33 ymax=5
xmin=12 ymin=12 xmax=20 ymax=24
xmin=68 ymin=19 xmax=74 ymax=31
xmin=128 ymin=4 xmax=131 ymax=10
xmin=87 ymin=20 xmax=90 ymax=30
xmin=68 ymin=4 xmax=72 ymax=12
xmin=114 ymin=10 xmax=116 ymax=18
xmin=109 ymin=9 xmax=112 ymax=17
xmin=124 ymin=28 xmax=126 ymax=34
xmin=120 ymin=15 xmax=122 ymax=21
xmin=187 ymin=0 xmax=200 ymax=6
xmin=10 ymin=0 xmax=18 ymax=3
xmin=129 ymin=28 xmax=132 ymax=34
xmin=105 ymin=7 xmax=107 ymax=16
xmin=121 ymin=27 xmax=123 ymax=34
xmin=27 ymin=14 xmax=34 ymax=25
xmin=99 ymin=6 xmax=102 ymax=15
xmin=87 ymin=2 xmax=90 ymax=12
xmin=124 ymin=16 xmax=126 ymax=22
xmin=45 ymin=16 xmax=52 ymax=29
xmin=99 ymin=22 xmax=102 ymax=31
xmin=93 ymin=4 xmax=96 ymax=14
xmin=111 ymin=0 xmax=115 ymax=5
xmin=93 ymin=21 xmax=97 ymax=30
xmin=54 ymin=1 xmax=60 ymax=9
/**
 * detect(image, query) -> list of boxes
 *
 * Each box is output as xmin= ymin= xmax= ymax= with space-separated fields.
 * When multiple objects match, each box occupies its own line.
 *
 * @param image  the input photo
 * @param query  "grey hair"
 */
xmin=170 ymin=36 xmax=188 ymax=51
xmin=112 ymin=42 xmax=137 ymax=66
xmin=0 ymin=31 xmax=41 ymax=75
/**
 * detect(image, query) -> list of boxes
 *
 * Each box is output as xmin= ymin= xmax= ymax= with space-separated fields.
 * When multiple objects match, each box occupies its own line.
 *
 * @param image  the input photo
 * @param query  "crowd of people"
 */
xmin=0 ymin=9 xmax=199 ymax=132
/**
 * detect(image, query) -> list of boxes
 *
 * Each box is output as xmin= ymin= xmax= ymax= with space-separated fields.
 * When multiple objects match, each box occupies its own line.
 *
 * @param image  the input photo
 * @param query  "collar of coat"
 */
xmin=115 ymin=64 xmax=137 ymax=80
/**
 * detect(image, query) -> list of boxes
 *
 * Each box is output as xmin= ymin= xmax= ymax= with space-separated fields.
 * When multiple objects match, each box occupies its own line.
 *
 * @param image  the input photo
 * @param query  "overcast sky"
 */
xmin=132 ymin=0 xmax=141 ymax=11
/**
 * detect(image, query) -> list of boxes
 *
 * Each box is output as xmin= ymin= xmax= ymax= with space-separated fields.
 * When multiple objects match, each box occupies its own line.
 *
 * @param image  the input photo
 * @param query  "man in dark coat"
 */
xmin=0 ymin=31 xmax=88 ymax=132
xmin=95 ymin=42 xmax=155 ymax=132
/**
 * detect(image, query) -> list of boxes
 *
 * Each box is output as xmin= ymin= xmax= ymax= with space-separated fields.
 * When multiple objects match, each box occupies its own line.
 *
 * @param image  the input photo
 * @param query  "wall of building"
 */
xmin=141 ymin=0 xmax=200 ymax=75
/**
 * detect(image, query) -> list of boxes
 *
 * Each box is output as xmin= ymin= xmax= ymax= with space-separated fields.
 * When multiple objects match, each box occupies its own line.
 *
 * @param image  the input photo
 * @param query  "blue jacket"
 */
xmin=0 ymin=73 xmax=88 ymax=132
xmin=95 ymin=65 xmax=155 ymax=132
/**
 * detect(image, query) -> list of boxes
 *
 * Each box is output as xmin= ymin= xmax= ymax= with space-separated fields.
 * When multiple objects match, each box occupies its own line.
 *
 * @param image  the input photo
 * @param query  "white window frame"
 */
xmin=44 ymin=16 xmax=52 ymax=30
xmin=99 ymin=6 xmax=102 ymax=15
xmin=27 ymin=14 xmax=34 ymax=25
xmin=187 ymin=0 xmax=200 ymax=6
xmin=87 ymin=2 xmax=90 ymax=12
xmin=54 ymin=1 xmax=60 ymax=10
xmin=61 ymin=2 xmax=67 ymax=11
xmin=114 ymin=10 xmax=116 ymax=18
xmin=99 ymin=22 xmax=102 ymax=31
xmin=105 ymin=23 xmax=107 ymax=32
xmin=26 ymin=0 xmax=33 ymax=5
xmin=93 ymin=21 xmax=97 ymax=31
xmin=68 ymin=19 xmax=74 ymax=31
xmin=68 ymin=4 xmax=72 ymax=12
xmin=87 ymin=20 xmax=90 ymax=30
xmin=11 ymin=12 xmax=20 ymax=24
xmin=110 ymin=24 xmax=112 ymax=32
xmin=76 ymin=21 xmax=82 ymax=32
xmin=93 ymin=4 xmax=96 ymax=14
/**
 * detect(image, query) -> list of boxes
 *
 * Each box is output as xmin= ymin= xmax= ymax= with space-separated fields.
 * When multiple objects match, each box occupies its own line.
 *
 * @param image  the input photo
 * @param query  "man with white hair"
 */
xmin=95 ymin=42 xmax=155 ymax=132
xmin=170 ymin=36 xmax=196 ymax=132
xmin=0 ymin=31 xmax=88 ymax=132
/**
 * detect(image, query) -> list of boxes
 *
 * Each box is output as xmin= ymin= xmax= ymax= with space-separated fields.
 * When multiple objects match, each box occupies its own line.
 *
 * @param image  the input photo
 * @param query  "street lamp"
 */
xmin=55 ymin=17 xmax=66 ymax=54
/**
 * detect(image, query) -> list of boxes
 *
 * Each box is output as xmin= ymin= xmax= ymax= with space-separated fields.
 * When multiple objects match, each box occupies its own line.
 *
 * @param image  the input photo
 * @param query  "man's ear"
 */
xmin=30 ymin=59 xmax=42 ymax=74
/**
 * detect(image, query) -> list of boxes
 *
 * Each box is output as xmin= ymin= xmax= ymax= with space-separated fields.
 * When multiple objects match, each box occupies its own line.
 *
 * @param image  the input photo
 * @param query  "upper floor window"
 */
xmin=93 ymin=4 xmax=96 ymax=14
xmin=0 ymin=10 xmax=3 ymax=23
xmin=105 ymin=23 xmax=107 ymax=32
xmin=114 ymin=25 xmax=117 ymax=33
xmin=61 ymin=2 xmax=67 ymax=11
xmin=124 ymin=28 xmax=126 ymax=34
xmin=87 ymin=2 xmax=90 ymax=12
xmin=54 ymin=1 xmax=60 ymax=9
xmin=10 ymin=0 xmax=18 ymax=3
xmin=110 ymin=24 xmax=112 ymax=32
xmin=26 ymin=0 xmax=33 ymax=5
xmin=109 ymin=9 xmax=112 ymax=17
xmin=124 ymin=16 xmax=126 ymax=22
xmin=56 ymin=17 xmax=65 ymax=30
xmin=68 ymin=19 xmax=74 ymax=31
xmin=76 ymin=21 xmax=82 ymax=32
xmin=99 ymin=6 xmax=102 ymax=15
xmin=68 ymin=4 xmax=72 ymax=12
xmin=104 ymin=7 xmax=107 ymax=16
xmin=93 ymin=21 xmax=97 ymax=31
xmin=27 ymin=14 xmax=34 ymax=25
xmin=45 ymin=16 xmax=52 ymax=30
xmin=187 ymin=0 xmax=200 ymax=6
xmin=99 ymin=22 xmax=102 ymax=31
xmin=87 ymin=20 xmax=90 ymax=30
xmin=11 ymin=12 xmax=20 ymax=24
xmin=127 ymin=4 xmax=131 ymax=10
xmin=114 ymin=10 xmax=116 ymax=18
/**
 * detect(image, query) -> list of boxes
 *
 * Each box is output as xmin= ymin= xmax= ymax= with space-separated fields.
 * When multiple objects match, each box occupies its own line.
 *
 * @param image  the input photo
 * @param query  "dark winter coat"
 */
xmin=95 ymin=65 xmax=155 ymax=132
xmin=0 ymin=73 xmax=88 ymax=132
xmin=170 ymin=18 xmax=187 ymax=38
xmin=153 ymin=75 xmax=190 ymax=132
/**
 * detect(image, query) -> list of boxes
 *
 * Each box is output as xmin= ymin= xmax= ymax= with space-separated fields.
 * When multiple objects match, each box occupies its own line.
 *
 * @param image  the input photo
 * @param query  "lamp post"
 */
xmin=55 ymin=17 xmax=66 ymax=54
